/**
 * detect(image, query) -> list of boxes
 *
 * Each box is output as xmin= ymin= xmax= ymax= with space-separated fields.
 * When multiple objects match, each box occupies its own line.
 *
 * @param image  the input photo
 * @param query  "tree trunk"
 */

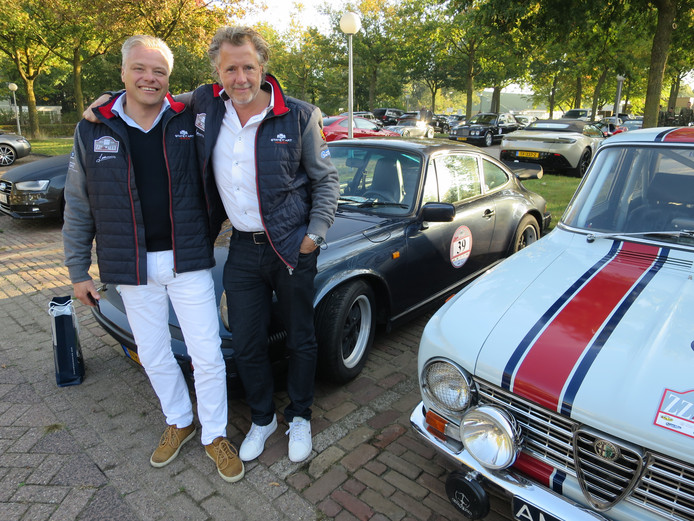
xmin=573 ymin=74 xmax=582 ymax=108
xmin=643 ymin=0 xmax=676 ymax=128
xmin=491 ymin=86 xmax=501 ymax=113
xmin=548 ymin=75 xmax=557 ymax=118
xmin=369 ymin=67 xmax=378 ymax=112
xmin=465 ymin=52 xmax=475 ymax=118
xmin=591 ymin=69 xmax=608 ymax=122
xmin=25 ymin=78 xmax=39 ymax=138
xmin=667 ymin=73 xmax=681 ymax=110
xmin=73 ymin=48 xmax=84 ymax=116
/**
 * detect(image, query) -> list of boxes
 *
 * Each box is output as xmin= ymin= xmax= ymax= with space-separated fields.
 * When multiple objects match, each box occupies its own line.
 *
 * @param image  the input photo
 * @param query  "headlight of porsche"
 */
xmin=461 ymin=405 xmax=522 ymax=469
xmin=421 ymin=360 xmax=476 ymax=417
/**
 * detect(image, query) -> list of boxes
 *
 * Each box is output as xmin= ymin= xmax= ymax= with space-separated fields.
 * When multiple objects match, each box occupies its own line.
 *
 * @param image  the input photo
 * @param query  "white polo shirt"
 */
xmin=213 ymin=89 xmax=274 ymax=232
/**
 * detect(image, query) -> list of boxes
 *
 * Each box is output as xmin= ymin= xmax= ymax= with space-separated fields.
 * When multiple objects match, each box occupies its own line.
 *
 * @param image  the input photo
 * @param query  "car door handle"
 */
xmin=483 ymin=209 xmax=494 ymax=219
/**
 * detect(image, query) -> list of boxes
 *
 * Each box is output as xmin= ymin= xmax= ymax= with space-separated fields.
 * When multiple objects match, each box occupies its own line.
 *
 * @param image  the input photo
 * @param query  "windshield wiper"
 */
xmin=586 ymin=229 xmax=694 ymax=243
xmin=357 ymin=201 xmax=409 ymax=209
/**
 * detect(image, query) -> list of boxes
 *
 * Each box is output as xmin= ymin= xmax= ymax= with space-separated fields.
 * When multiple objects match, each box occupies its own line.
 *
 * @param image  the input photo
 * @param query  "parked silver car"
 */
xmin=0 ymin=131 xmax=31 ymax=166
xmin=500 ymin=119 xmax=604 ymax=176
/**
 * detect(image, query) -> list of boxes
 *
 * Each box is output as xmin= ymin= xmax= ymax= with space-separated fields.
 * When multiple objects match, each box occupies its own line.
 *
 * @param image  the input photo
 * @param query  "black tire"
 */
xmin=315 ymin=280 xmax=376 ymax=383
xmin=425 ymin=127 xmax=434 ymax=138
xmin=572 ymin=148 xmax=592 ymax=177
xmin=0 ymin=144 xmax=17 ymax=166
xmin=402 ymin=130 xmax=411 ymax=137
xmin=511 ymin=215 xmax=540 ymax=254
xmin=483 ymin=132 xmax=493 ymax=147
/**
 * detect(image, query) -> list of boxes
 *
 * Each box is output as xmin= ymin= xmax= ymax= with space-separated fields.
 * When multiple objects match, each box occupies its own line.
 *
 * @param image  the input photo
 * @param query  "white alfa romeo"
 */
xmin=411 ymin=127 xmax=694 ymax=521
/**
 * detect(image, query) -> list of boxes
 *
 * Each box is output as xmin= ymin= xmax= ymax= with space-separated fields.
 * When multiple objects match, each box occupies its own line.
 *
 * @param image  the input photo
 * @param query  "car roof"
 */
xmin=603 ymin=126 xmax=694 ymax=144
xmin=527 ymin=119 xmax=587 ymax=132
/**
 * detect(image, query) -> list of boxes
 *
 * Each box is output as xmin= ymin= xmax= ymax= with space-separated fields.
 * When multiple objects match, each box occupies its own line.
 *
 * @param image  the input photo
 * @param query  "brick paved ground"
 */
xmin=0 ymin=212 xmax=512 ymax=521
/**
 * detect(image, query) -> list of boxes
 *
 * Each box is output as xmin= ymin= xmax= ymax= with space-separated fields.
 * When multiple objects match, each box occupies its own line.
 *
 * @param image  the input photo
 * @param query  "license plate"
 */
xmin=512 ymin=497 xmax=563 ymax=521
xmin=517 ymin=151 xmax=540 ymax=159
xmin=456 ymin=137 xmax=468 ymax=141
xmin=0 ymin=193 xmax=7 ymax=205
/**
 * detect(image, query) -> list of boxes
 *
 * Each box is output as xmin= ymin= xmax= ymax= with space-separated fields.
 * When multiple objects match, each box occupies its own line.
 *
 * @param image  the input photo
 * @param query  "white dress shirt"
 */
xmin=111 ymin=94 xmax=170 ymax=133
xmin=213 ymin=90 xmax=274 ymax=232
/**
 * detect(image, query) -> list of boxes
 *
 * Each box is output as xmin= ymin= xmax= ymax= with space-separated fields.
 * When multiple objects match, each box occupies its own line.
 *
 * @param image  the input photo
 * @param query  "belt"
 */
xmin=234 ymin=230 xmax=268 ymax=244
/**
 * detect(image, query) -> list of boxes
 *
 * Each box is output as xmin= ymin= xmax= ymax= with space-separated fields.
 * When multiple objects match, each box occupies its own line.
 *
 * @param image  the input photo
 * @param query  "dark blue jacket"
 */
xmin=189 ymin=75 xmax=339 ymax=269
xmin=63 ymin=93 xmax=214 ymax=285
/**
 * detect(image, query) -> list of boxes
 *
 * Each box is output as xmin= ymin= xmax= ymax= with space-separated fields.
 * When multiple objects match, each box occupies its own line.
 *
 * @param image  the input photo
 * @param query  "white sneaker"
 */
xmin=239 ymin=415 xmax=277 ymax=461
xmin=285 ymin=417 xmax=312 ymax=462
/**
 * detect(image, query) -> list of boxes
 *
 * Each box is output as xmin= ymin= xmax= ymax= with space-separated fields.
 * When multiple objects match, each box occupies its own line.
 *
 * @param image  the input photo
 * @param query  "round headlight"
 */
xmin=461 ymin=406 xmax=521 ymax=469
xmin=422 ymin=361 xmax=474 ymax=415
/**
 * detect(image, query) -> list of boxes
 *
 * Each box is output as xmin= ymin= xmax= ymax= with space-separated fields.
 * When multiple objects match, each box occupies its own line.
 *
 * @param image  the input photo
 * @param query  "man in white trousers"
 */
xmin=62 ymin=35 xmax=243 ymax=483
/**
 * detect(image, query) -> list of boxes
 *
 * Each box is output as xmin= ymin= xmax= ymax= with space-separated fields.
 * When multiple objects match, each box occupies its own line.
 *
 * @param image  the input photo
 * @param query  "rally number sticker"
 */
xmin=654 ymin=388 xmax=694 ymax=439
xmin=450 ymin=226 xmax=473 ymax=268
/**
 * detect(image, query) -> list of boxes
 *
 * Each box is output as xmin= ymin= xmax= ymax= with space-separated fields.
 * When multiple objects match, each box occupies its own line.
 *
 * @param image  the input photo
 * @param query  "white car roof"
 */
xmin=605 ymin=126 xmax=694 ymax=144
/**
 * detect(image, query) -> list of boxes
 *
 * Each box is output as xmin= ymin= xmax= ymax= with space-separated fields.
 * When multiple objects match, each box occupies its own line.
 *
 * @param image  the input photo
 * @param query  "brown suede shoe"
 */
xmin=205 ymin=437 xmax=245 ymax=483
xmin=150 ymin=424 xmax=196 ymax=468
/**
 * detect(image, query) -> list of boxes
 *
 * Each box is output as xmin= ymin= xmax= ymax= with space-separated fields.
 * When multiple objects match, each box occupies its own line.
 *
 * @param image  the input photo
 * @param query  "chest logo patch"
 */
xmin=94 ymin=136 xmax=119 ymax=153
xmin=195 ymin=113 xmax=206 ymax=132
xmin=271 ymin=133 xmax=292 ymax=144
xmin=175 ymin=129 xmax=194 ymax=140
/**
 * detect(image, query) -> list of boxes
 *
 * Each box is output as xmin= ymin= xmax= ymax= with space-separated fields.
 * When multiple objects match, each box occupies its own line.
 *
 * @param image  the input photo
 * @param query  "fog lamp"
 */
xmin=461 ymin=405 xmax=521 ymax=469
xmin=422 ymin=361 xmax=474 ymax=416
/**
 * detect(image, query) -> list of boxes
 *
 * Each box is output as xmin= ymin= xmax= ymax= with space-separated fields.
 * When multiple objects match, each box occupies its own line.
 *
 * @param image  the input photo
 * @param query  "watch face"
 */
xmin=309 ymin=234 xmax=324 ymax=245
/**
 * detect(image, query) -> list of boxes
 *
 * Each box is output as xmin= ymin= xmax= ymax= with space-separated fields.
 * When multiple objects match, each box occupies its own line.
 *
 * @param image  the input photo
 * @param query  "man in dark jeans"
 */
xmin=189 ymin=26 xmax=339 ymax=463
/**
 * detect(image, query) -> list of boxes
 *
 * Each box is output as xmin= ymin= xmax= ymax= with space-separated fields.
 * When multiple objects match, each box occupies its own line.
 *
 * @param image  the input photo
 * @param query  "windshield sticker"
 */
xmin=450 ymin=226 xmax=473 ymax=268
xmin=655 ymin=389 xmax=694 ymax=439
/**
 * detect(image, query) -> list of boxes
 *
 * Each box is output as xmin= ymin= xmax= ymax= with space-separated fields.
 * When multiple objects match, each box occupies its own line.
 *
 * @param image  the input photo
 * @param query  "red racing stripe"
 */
xmin=513 ymin=452 xmax=554 ymax=487
xmin=511 ymin=242 xmax=660 ymax=411
xmin=662 ymin=127 xmax=694 ymax=143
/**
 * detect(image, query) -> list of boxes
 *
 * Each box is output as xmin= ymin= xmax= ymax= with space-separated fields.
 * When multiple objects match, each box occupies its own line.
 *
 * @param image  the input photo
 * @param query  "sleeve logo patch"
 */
xmin=93 ymin=136 xmax=119 ymax=153
xmin=195 ymin=113 xmax=206 ymax=132
xmin=655 ymin=388 xmax=694 ymax=439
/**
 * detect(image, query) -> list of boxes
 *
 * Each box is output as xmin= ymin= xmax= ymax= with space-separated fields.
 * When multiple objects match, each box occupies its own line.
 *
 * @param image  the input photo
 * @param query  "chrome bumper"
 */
xmin=410 ymin=402 xmax=608 ymax=521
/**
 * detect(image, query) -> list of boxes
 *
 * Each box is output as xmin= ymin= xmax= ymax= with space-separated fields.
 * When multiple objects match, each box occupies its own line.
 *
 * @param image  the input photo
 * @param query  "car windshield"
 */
xmin=562 ymin=144 xmax=694 ymax=246
xmin=469 ymin=114 xmax=497 ymax=125
xmin=328 ymin=145 xmax=423 ymax=215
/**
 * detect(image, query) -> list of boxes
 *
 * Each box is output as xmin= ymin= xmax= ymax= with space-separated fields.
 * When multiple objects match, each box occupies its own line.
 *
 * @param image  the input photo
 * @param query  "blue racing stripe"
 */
xmin=560 ymin=247 xmax=670 ymax=416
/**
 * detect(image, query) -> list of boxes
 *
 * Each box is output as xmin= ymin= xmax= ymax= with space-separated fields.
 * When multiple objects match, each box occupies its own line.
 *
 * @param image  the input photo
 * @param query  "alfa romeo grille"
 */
xmin=475 ymin=380 xmax=694 ymax=520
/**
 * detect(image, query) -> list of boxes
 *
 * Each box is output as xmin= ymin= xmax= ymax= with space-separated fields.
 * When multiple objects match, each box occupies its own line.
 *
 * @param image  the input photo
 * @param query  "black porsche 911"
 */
xmin=91 ymin=139 xmax=550 ymax=393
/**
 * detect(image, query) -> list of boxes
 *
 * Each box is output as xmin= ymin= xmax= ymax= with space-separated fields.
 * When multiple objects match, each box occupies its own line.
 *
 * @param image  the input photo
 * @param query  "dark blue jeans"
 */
xmin=223 ymin=235 xmax=319 ymax=426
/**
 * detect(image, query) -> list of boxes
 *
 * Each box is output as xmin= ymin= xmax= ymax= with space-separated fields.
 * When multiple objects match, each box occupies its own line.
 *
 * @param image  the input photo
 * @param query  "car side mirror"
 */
xmin=421 ymin=202 xmax=456 ymax=222
xmin=502 ymin=161 xmax=544 ymax=180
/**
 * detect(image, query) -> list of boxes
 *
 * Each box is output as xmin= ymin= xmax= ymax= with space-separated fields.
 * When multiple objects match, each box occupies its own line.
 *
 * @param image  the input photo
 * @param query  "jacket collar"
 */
xmin=96 ymin=91 xmax=183 ymax=120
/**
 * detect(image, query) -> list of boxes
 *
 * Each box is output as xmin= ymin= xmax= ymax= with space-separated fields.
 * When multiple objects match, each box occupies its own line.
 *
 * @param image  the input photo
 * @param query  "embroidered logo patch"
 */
xmin=321 ymin=149 xmax=331 ymax=159
xmin=195 ymin=113 xmax=206 ymax=132
xmin=175 ymin=129 xmax=194 ymax=140
xmin=94 ymin=136 xmax=119 ymax=153
xmin=271 ymin=133 xmax=292 ymax=144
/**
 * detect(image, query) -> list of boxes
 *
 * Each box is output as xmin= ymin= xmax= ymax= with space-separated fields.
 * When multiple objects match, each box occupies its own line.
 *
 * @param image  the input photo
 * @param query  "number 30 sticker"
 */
xmin=450 ymin=226 xmax=473 ymax=268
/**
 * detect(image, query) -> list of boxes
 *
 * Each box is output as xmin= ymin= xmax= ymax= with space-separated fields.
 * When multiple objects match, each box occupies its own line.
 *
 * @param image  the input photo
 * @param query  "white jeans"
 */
xmin=119 ymin=250 xmax=227 ymax=445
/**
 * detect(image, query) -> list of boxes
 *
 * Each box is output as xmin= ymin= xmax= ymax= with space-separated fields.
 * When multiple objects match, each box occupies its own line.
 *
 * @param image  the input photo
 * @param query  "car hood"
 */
xmin=462 ymin=123 xmax=493 ymax=130
xmin=424 ymin=228 xmax=694 ymax=462
xmin=0 ymin=154 xmax=70 ymax=182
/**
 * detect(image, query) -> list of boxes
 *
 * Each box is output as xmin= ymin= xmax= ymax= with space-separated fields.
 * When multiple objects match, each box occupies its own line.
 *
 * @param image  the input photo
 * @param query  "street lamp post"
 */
xmin=8 ymin=83 xmax=21 ymax=135
xmin=614 ymin=75 xmax=625 ymax=118
xmin=340 ymin=12 xmax=361 ymax=139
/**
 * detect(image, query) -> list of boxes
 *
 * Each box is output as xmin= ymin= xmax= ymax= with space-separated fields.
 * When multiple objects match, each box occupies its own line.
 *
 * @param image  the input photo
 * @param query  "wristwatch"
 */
xmin=306 ymin=233 xmax=324 ymax=246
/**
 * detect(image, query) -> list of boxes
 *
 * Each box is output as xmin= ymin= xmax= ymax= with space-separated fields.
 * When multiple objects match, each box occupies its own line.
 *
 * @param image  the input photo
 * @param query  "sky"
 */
xmin=238 ymin=0 xmax=341 ymax=33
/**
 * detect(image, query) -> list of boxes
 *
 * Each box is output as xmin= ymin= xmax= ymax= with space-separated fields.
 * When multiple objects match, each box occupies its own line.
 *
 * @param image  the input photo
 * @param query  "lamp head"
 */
xmin=340 ymin=12 xmax=362 ymax=35
xmin=8 ymin=83 xmax=17 ymax=92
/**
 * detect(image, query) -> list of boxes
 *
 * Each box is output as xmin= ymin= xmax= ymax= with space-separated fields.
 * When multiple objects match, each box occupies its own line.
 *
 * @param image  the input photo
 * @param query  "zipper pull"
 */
xmin=287 ymin=266 xmax=293 ymax=275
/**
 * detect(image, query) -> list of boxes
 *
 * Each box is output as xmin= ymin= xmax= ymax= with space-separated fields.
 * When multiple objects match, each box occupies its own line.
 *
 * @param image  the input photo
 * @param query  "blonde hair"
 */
xmin=121 ymin=35 xmax=174 ymax=73
xmin=208 ymin=26 xmax=269 ymax=75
